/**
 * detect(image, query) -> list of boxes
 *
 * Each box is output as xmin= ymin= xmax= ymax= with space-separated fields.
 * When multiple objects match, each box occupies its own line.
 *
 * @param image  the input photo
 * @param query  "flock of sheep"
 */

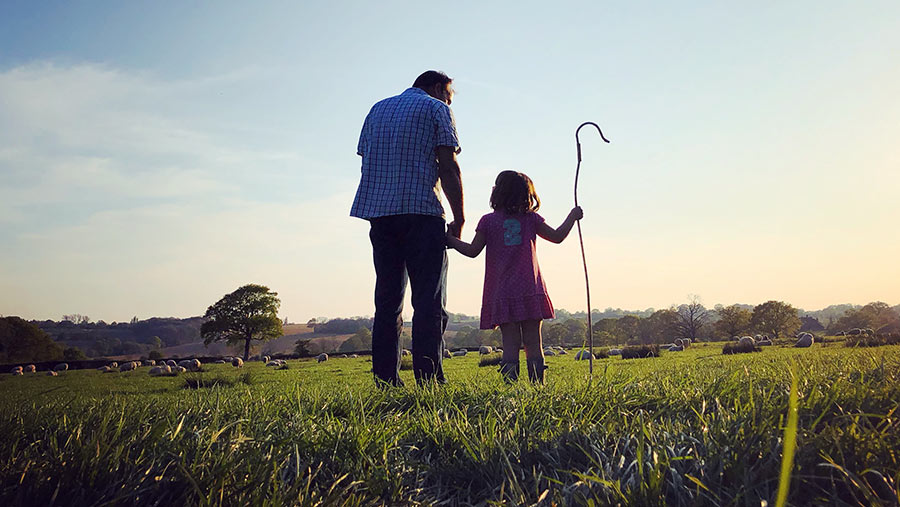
xmin=6 ymin=330 xmax=854 ymax=377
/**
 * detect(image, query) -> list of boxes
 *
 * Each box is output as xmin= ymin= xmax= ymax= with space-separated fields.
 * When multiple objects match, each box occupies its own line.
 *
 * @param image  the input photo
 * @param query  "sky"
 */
xmin=1 ymin=1 xmax=898 ymax=323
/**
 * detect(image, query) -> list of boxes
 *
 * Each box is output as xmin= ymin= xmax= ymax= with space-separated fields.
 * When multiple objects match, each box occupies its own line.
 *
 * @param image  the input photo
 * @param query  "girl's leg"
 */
xmin=520 ymin=319 xmax=547 ymax=384
xmin=498 ymin=322 xmax=522 ymax=382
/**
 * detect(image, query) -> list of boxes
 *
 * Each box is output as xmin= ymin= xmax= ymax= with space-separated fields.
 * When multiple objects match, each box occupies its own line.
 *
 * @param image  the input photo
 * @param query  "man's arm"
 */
xmin=436 ymin=145 xmax=465 ymax=237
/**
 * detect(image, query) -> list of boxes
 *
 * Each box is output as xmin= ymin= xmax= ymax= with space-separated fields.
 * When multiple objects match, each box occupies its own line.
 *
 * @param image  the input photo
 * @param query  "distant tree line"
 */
xmin=32 ymin=316 xmax=203 ymax=358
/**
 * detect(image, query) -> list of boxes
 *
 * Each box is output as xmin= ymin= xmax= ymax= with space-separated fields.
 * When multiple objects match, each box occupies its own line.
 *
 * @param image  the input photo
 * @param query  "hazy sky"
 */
xmin=1 ymin=1 xmax=898 ymax=323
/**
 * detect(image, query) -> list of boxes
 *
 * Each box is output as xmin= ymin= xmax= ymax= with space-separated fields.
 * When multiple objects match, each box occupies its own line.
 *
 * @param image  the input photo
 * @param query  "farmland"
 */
xmin=1 ymin=342 xmax=898 ymax=506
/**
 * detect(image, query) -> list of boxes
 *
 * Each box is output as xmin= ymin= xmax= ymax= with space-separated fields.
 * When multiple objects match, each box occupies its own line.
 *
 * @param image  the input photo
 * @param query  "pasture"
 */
xmin=1 ymin=343 xmax=898 ymax=506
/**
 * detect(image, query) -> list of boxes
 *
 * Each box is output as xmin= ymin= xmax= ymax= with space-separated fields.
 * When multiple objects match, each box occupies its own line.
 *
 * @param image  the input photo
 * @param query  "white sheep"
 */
xmin=479 ymin=345 xmax=493 ymax=355
xmin=452 ymin=349 xmax=467 ymax=357
xmin=54 ymin=363 xmax=68 ymax=372
xmin=608 ymin=348 xmax=622 ymax=356
xmin=574 ymin=350 xmax=594 ymax=360
xmin=24 ymin=364 xmax=36 ymax=373
xmin=757 ymin=338 xmax=773 ymax=346
xmin=795 ymin=333 xmax=813 ymax=348
xmin=262 ymin=355 xmax=270 ymax=363
xmin=172 ymin=365 xmax=187 ymax=373
xmin=317 ymin=353 xmax=329 ymax=363
xmin=10 ymin=366 xmax=23 ymax=374
xmin=739 ymin=336 xmax=756 ymax=347
xmin=668 ymin=345 xmax=684 ymax=352
xmin=231 ymin=357 xmax=244 ymax=368
xmin=188 ymin=359 xmax=202 ymax=372
xmin=443 ymin=349 xmax=452 ymax=358
xmin=349 ymin=354 xmax=359 ymax=359
xmin=401 ymin=349 xmax=411 ymax=356
xmin=47 ymin=371 xmax=58 ymax=377
xmin=119 ymin=361 xmax=137 ymax=372
xmin=557 ymin=348 xmax=567 ymax=355
xmin=166 ymin=359 xmax=177 ymax=367
xmin=543 ymin=348 xmax=556 ymax=356
xmin=266 ymin=359 xmax=286 ymax=367
xmin=109 ymin=361 xmax=118 ymax=368
xmin=149 ymin=365 xmax=172 ymax=376
xmin=143 ymin=360 xmax=156 ymax=366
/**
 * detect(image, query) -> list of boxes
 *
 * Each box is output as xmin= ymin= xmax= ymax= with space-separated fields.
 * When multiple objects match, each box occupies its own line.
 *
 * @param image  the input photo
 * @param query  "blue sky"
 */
xmin=1 ymin=1 xmax=898 ymax=322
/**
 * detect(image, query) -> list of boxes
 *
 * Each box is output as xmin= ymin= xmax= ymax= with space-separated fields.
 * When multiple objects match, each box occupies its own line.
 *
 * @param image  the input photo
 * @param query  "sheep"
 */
xmin=668 ymin=345 xmax=684 ymax=352
xmin=166 ymin=359 xmax=177 ymax=367
xmin=47 ymin=371 xmax=58 ymax=376
xmin=109 ymin=362 xmax=118 ymax=368
xmin=401 ymin=349 xmax=412 ymax=356
xmin=143 ymin=360 xmax=156 ymax=367
xmin=103 ymin=366 xmax=117 ymax=373
xmin=757 ymin=338 xmax=773 ymax=346
xmin=24 ymin=364 xmax=36 ymax=373
xmin=349 ymin=354 xmax=359 ymax=359
xmin=266 ymin=359 xmax=286 ymax=367
xmin=479 ymin=345 xmax=493 ymax=355
xmin=215 ymin=359 xmax=226 ymax=364
xmin=452 ymin=350 xmax=467 ymax=357
xmin=149 ymin=365 xmax=172 ymax=376
xmin=120 ymin=361 xmax=137 ymax=372
xmin=54 ymin=363 xmax=68 ymax=372
xmin=316 ymin=353 xmax=329 ymax=363
xmin=557 ymin=348 xmax=567 ymax=355
xmin=97 ymin=365 xmax=110 ymax=372
xmin=574 ymin=350 xmax=594 ymax=360
xmin=673 ymin=338 xmax=684 ymax=348
xmin=231 ymin=357 xmax=244 ymax=368
xmin=337 ymin=354 xmax=348 ymax=359
xmin=608 ymin=348 xmax=622 ymax=356
xmin=794 ymin=332 xmax=813 ymax=348
xmin=10 ymin=366 xmax=23 ymax=374
xmin=543 ymin=348 xmax=556 ymax=356
xmin=849 ymin=328 xmax=862 ymax=336
xmin=263 ymin=355 xmax=271 ymax=363
xmin=681 ymin=338 xmax=692 ymax=347
xmin=172 ymin=366 xmax=187 ymax=373
xmin=739 ymin=336 xmax=756 ymax=347
xmin=188 ymin=359 xmax=202 ymax=372
xmin=443 ymin=349 xmax=452 ymax=359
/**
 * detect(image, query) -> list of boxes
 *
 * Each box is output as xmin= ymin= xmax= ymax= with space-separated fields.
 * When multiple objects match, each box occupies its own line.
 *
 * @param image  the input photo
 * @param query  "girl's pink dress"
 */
xmin=477 ymin=211 xmax=555 ymax=329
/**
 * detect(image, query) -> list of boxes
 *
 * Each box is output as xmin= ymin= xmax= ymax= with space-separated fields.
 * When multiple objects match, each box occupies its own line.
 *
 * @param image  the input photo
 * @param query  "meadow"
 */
xmin=0 ymin=343 xmax=898 ymax=506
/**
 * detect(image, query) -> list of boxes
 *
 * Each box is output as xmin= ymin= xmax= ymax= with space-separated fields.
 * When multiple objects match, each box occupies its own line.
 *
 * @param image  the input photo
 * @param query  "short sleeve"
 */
xmin=434 ymin=104 xmax=461 ymax=154
xmin=476 ymin=213 xmax=491 ymax=233
xmin=532 ymin=212 xmax=545 ymax=225
xmin=357 ymin=110 xmax=371 ymax=157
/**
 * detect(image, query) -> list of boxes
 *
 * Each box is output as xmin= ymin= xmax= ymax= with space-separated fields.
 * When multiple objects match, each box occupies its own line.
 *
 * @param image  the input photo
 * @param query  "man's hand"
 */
xmin=447 ymin=220 xmax=464 ymax=239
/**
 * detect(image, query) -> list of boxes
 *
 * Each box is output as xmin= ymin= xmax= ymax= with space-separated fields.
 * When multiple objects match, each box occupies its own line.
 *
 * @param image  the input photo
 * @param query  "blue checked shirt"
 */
xmin=350 ymin=87 xmax=461 ymax=219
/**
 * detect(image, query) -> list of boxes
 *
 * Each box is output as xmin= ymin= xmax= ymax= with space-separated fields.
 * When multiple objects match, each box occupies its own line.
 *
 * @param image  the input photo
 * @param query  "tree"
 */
xmin=339 ymin=328 xmax=372 ymax=353
xmin=0 ymin=317 xmax=64 ymax=362
xmin=617 ymin=315 xmax=641 ymax=344
xmin=715 ymin=305 xmax=752 ymax=339
xmin=294 ymin=339 xmax=313 ymax=357
xmin=675 ymin=295 xmax=709 ymax=342
xmin=750 ymin=301 xmax=801 ymax=339
xmin=148 ymin=349 xmax=163 ymax=361
xmin=201 ymin=284 xmax=284 ymax=360
xmin=63 ymin=346 xmax=88 ymax=361
xmin=639 ymin=309 xmax=680 ymax=344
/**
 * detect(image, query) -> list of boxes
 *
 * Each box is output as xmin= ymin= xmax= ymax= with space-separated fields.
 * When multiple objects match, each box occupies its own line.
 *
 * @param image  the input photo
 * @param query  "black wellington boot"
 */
xmin=498 ymin=361 xmax=519 ymax=384
xmin=526 ymin=357 xmax=547 ymax=385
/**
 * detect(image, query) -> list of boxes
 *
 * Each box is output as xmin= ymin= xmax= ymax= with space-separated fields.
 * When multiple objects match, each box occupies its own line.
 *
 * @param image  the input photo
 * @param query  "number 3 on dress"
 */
xmin=503 ymin=218 xmax=522 ymax=246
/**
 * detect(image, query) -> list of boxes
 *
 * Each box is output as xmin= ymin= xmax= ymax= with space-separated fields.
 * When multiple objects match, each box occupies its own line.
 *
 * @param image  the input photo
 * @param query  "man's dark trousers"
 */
xmin=369 ymin=214 xmax=448 ymax=386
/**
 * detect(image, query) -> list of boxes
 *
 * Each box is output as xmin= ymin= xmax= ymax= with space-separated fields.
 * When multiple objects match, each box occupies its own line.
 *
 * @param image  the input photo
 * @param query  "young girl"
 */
xmin=446 ymin=170 xmax=583 ymax=384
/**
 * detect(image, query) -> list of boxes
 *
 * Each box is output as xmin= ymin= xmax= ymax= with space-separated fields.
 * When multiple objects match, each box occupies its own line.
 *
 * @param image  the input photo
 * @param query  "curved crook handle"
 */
xmin=575 ymin=121 xmax=611 ymax=163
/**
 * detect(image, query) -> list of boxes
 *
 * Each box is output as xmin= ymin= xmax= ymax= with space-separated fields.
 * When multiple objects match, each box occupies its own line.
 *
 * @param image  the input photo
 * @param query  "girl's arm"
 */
xmin=536 ymin=206 xmax=584 ymax=244
xmin=446 ymin=229 xmax=487 ymax=258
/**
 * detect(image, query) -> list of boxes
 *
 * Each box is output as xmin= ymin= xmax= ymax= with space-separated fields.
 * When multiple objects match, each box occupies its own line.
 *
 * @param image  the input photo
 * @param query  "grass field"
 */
xmin=1 ymin=343 xmax=898 ymax=506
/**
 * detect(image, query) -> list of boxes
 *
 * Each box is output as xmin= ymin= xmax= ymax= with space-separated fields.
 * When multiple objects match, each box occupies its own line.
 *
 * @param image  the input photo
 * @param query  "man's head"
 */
xmin=413 ymin=70 xmax=454 ymax=105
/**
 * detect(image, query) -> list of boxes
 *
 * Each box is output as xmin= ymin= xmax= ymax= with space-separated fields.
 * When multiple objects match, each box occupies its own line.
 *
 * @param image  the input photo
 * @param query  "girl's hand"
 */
xmin=569 ymin=206 xmax=584 ymax=221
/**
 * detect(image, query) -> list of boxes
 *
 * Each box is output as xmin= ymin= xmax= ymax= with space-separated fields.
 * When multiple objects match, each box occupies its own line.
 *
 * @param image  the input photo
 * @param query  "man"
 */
xmin=351 ymin=70 xmax=465 ymax=386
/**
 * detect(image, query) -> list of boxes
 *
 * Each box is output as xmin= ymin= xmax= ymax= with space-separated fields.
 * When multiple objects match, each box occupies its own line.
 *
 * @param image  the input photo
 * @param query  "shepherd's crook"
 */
xmin=574 ymin=122 xmax=610 ymax=381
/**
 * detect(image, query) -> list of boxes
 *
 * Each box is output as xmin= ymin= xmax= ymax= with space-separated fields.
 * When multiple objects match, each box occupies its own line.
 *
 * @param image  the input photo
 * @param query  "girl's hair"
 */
xmin=489 ymin=170 xmax=541 ymax=214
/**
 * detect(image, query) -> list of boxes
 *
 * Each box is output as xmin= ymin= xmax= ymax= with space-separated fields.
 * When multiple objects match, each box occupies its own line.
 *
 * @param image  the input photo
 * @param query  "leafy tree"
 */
xmin=617 ymin=315 xmax=641 ymax=344
xmin=63 ymin=346 xmax=88 ymax=361
xmin=340 ymin=328 xmax=372 ymax=353
xmin=0 ymin=317 xmax=64 ymax=362
xmin=715 ymin=305 xmax=752 ymax=339
xmin=294 ymin=339 xmax=313 ymax=357
xmin=799 ymin=316 xmax=825 ymax=333
xmin=201 ymin=284 xmax=284 ymax=360
xmin=750 ymin=301 xmax=801 ymax=339
xmin=148 ymin=350 xmax=163 ymax=361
